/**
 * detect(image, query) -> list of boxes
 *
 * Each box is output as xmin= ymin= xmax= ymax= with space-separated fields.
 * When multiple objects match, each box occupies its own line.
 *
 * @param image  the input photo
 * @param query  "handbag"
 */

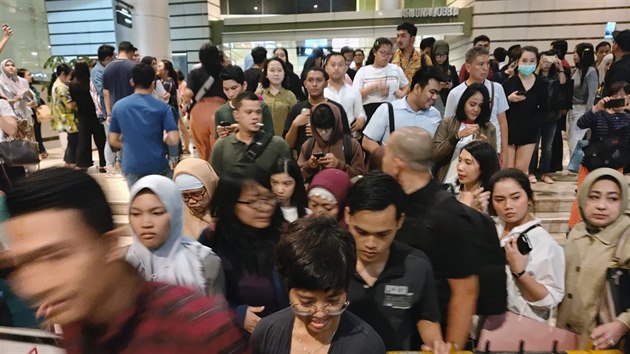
xmin=477 ymin=310 xmax=579 ymax=352
xmin=0 ymin=140 xmax=39 ymax=166
xmin=581 ymin=114 xmax=628 ymax=171
xmin=603 ymin=229 xmax=630 ymax=354
xmin=35 ymin=104 xmax=52 ymax=123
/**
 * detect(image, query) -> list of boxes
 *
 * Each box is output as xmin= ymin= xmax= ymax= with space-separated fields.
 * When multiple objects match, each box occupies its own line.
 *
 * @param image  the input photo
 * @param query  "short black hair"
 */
xmin=97 ymin=44 xmax=115 ymax=61
xmin=251 ymin=46 xmax=268 ymax=65
xmin=340 ymin=46 xmax=354 ymax=55
xmin=596 ymin=41 xmax=611 ymax=52
xmin=118 ymin=41 xmax=134 ymax=54
xmin=609 ymin=81 xmax=630 ymax=95
xmin=220 ymin=64 xmax=245 ymax=85
xmin=270 ymin=158 xmax=308 ymax=218
xmin=140 ymin=56 xmax=155 ymax=66
xmin=303 ymin=66 xmax=329 ymax=82
xmin=493 ymin=47 xmax=507 ymax=62
xmin=614 ymin=30 xmax=630 ymax=52
xmin=410 ymin=65 xmax=447 ymax=91
xmin=396 ymin=22 xmax=417 ymax=37
xmin=276 ymin=217 xmax=356 ymax=292
xmin=473 ymin=35 xmax=491 ymax=45
xmin=550 ymin=40 xmax=568 ymax=59
xmin=233 ymin=91 xmax=260 ymax=110
xmin=131 ymin=64 xmax=155 ymax=89
xmin=311 ymin=104 xmax=335 ymax=129
xmin=6 ymin=168 xmax=113 ymax=235
xmin=324 ymin=52 xmax=345 ymax=68
xmin=455 ymin=83 xmax=491 ymax=126
xmin=16 ymin=68 xmax=28 ymax=78
xmin=420 ymin=37 xmax=436 ymax=51
xmin=347 ymin=171 xmax=404 ymax=219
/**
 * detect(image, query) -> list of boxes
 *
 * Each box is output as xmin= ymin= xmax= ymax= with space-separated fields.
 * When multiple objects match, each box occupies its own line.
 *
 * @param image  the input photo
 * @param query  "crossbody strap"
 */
xmin=194 ymin=74 xmax=215 ymax=102
xmin=239 ymin=132 xmax=273 ymax=163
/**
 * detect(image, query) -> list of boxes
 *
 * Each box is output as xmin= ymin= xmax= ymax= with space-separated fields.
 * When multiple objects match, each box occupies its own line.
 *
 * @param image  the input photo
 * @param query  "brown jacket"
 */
xmin=432 ymin=116 xmax=496 ymax=182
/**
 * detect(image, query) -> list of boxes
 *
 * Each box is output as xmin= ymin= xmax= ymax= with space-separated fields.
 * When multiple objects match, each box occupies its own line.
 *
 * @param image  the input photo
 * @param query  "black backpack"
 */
xmin=428 ymin=190 xmax=507 ymax=315
xmin=582 ymin=114 xmax=629 ymax=171
xmin=303 ymin=134 xmax=354 ymax=165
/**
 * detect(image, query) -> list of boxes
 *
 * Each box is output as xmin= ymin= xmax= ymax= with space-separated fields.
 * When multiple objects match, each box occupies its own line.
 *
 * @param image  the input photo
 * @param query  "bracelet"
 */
xmin=512 ymin=270 xmax=526 ymax=279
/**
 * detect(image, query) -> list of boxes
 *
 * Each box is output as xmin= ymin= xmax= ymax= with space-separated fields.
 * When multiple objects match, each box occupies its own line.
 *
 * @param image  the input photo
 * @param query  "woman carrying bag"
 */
xmin=558 ymin=168 xmax=630 ymax=352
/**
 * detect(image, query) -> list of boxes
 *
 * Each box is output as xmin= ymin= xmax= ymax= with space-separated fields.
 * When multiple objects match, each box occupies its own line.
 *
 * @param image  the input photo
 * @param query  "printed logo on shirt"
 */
xmin=383 ymin=285 xmax=415 ymax=309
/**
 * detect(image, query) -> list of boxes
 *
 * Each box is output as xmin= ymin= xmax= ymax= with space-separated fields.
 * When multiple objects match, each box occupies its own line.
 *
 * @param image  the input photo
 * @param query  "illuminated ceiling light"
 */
xmin=253 ymin=6 xmax=258 ymax=10
xmin=313 ymin=4 xmax=318 ymax=8
xmin=31 ymin=52 xmax=37 ymax=56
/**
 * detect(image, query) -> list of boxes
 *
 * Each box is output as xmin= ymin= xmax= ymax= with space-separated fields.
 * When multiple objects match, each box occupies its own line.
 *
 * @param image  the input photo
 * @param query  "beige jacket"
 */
xmin=557 ymin=168 xmax=630 ymax=346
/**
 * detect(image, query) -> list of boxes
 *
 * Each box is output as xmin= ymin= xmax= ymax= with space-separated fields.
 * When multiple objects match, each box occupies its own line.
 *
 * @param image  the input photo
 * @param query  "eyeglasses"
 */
xmin=290 ymin=301 xmax=350 ymax=317
xmin=377 ymin=50 xmax=393 ymax=57
xmin=182 ymin=188 xmax=207 ymax=202
xmin=237 ymin=194 xmax=278 ymax=209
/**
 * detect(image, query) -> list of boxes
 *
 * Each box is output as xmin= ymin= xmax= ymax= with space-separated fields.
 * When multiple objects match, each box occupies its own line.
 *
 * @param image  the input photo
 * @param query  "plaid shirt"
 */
xmin=62 ymin=282 xmax=249 ymax=354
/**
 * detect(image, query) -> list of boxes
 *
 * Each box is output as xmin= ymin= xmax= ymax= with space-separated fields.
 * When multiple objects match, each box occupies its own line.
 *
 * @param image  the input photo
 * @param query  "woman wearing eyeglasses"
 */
xmin=251 ymin=217 xmax=386 ymax=353
xmin=200 ymin=163 xmax=288 ymax=334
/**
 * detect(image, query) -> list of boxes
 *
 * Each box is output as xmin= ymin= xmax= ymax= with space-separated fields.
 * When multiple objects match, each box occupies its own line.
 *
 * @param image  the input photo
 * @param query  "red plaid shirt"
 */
xmin=62 ymin=282 xmax=249 ymax=354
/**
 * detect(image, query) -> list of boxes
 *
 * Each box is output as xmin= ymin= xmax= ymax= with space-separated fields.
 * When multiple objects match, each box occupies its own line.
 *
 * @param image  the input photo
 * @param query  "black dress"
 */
xmin=69 ymin=82 xmax=106 ymax=168
xmin=502 ymin=74 xmax=549 ymax=145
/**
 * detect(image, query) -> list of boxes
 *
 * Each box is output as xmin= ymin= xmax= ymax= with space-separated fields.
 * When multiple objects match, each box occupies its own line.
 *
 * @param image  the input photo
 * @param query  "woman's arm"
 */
xmin=432 ymin=118 xmax=458 ymax=162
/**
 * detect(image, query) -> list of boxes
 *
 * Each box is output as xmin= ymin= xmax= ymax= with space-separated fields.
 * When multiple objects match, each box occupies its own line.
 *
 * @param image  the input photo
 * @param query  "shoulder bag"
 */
xmin=581 ymin=113 xmax=628 ymax=171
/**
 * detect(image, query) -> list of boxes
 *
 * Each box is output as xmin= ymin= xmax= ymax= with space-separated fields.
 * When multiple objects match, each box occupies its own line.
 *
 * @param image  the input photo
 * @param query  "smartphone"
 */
xmin=516 ymin=234 xmax=533 ymax=255
xmin=604 ymin=98 xmax=626 ymax=109
xmin=313 ymin=152 xmax=325 ymax=159
xmin=219 ymin=121 xmax=232 ymax=127
xmin=516 ymin=91 xmax=527 ymax=96
xmin=301 ymin=108 xmax=311 ymax=115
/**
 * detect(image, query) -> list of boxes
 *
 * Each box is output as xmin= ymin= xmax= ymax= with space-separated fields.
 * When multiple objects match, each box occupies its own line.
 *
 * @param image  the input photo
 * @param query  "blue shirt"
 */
xmin=363 ymin=97 xmax=442 ymax=144
xmin=110 ymin=93 xmax=177 ymax=174
xmin=91 ymin=61 xmax=106 ymax=118
xmin=102 ymin=59 xmax=136 ymax=107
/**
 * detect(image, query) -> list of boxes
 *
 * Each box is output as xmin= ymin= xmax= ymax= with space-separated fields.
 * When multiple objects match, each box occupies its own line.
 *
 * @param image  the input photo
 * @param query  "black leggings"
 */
xmin=76 ymin=114 xmax=106 ymax=168
xmin=32 ymin=114 xmax=46 ymax=153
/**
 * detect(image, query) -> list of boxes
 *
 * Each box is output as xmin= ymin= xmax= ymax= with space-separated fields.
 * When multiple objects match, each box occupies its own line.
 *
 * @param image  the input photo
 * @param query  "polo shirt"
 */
xmin=444 ymin=80 xmax=508 ymax=152
xmin=210 ymin=132 xmax=291 ymax=176
xmin=213 ymin=101 xmax=275 ymax=139
xmin=348 ymin=241 xmax=440 ymax=351
xmin=363 ymin=97 xmax=442 ymax=144
xmin=324 ymin=83 xmax=366 ymax=125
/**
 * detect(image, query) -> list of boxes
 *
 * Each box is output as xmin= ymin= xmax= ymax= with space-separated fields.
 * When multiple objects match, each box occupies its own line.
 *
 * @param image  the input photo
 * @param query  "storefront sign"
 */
xmin=402 ymin=6 xmax=460 ymax=18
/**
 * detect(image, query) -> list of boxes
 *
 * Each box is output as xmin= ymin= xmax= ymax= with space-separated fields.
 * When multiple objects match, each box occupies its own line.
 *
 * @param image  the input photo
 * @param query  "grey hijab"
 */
xmin=126 ymin=175 xmax=216 ymax=294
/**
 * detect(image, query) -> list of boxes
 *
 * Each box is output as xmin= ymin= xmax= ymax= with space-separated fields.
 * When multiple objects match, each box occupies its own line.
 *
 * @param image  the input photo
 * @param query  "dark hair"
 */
xmin=410 ymin=66 xmax=447 ymax=91
xmin=340 ymin=46 xmax=354 ymax=55
xmin=575 ymin=42 xmax=595 ymax=86
xmin=396 ymin=22 xmax=417 ymax=37
xmin=473 ymin=35 xmax=491 ymax=45
xmin=270 ymin=158 xmax=307 ymax=218
xmin=493 ymin=47 xmax=508 ymax=63
xmin=175 ymin=68 xmax=185 ymax=82
xmin=609 ymin=81 xmax=630 ymax=95
xmin=6 ymin=168 xmax=114 ymax=235
xmin=420 ymin=37 xmax=436 ymax=51
xmin=233 ymin=91 xmax=260 ymax=110
xmin=220 ymin=64 xmax=245 ymax=85
xmin=455 ymin=83 xmax=491 ymax=126
xmin=276 ymin=217 xmax=356 ymax=292
xmin=211 ymin=164 xmax=283 ymax=276
xmin=311 ymin=104 xmax=335 ymax=129
xmin=303 ymin=67 xmax=329 ymax=82
xmin=140 ymin=56 xmax=155 ymax=66
xmin=517 ymin=46 xmax=539 ymax=62
xmin=372 ymin=37 xmax=393 ymax=52
xmin=347 ymin=171 xmax=404 ymax=219
xmin=539 ymin=49 xmax=561 ymax=76
xmin=131 ymin=64 xmax=156 ymax=89
xmin=160 ymin=59 xmax=178 ymax=84
xmin=324 ymin=52 xmax=346 ymax=69
xmin=118 ymin=41 xmax=134 ymax=54
xmin=273 ymin=47 xmax=294 ymax=72
xmin=198 ymin=43 xmax=221 ymax=77
xmin=16 ymin=68 xmax=28 ymax=79
xmin=354 ymin=49 xmax=364 ymax=56
xmin=550 ymin=40 xmax=568 ymax=59
xmin=488 ymin=168 xmax=533 ymax=216
xmin=251 ymin=46 xmax=268 ymax=65
xmin=596 ymin=41 xmax=611 ymax=52
xmin=460 ymin=141 xmax=500 ymax=192
xmin=260 ymin=57 xmax=288 ymax=89
xmin=48 ymin=63 xmax=72 ymax=94
xmin=72 ymin=61 xmax=91 ymax=90
xmin=97 ymin=44 xmax=115 ymax=61
xmin=300 ymin=48 xmax=325 ymax=81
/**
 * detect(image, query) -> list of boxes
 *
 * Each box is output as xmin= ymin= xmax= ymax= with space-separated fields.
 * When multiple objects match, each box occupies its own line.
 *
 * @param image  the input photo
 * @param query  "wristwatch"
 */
xmin=512 ymin=270 xmax=526 ymax=279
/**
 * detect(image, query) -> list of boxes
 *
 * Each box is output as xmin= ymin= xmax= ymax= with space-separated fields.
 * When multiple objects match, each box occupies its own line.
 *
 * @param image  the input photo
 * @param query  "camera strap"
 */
xmin=519 ymin=223 xmax=541 ymax=237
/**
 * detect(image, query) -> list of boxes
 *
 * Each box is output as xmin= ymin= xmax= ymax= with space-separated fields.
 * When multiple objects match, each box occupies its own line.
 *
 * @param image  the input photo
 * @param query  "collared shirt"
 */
xmin=258 ymin=87 xmax=297 ymax=136
xmin=363 ymin=97 xmax=442 ymax=144
xmin=348 ymin=241 xmax=440 ymax=351
xmin=62 ymin=282 xmax=249 ymax=354
xmin=494 ymin=218 xmax=565 ymax=323
xmin=90 ymin=61 xmax=106 ymax=117
xmin=210 ymin=132 xmax=291 ymax=176
xmin=324 ymin=83 xmax=366 ymax=125
xmin=392 ymin=48 xmax=429 ymax=84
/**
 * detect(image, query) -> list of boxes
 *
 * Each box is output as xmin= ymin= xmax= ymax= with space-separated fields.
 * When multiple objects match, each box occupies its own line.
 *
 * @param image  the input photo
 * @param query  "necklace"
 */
xmin=295 ymin=329 xmax=337 ymax=354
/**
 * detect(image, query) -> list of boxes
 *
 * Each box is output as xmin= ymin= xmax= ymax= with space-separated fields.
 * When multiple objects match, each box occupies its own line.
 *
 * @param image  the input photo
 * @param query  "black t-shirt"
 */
xmin=244 ymin=67 xmax=262 ymax=93
xmin=395 ymin=181 xmax=480 ymax=325
xmin=282 ymin=99 xmax=351 ymax=152
xmin=102 ymin=59 xmax=136 ymax=106
xmin=251 ymin=307 xmax=386 ymax=354
xmin=603 ymin=53 xmax=630 ymax=97
xmin=68 ymin=83 xmax=97 ymax=119
xmin=186 ymin=67 xmax=225 ymax=100
xmin=348 ymin=241 xmax=440 ymax=351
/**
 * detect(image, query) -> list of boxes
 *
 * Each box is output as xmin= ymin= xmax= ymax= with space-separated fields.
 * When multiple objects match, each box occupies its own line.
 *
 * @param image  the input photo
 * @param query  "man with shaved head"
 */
xmin=382 ymin=127 xmax=481 ymax=350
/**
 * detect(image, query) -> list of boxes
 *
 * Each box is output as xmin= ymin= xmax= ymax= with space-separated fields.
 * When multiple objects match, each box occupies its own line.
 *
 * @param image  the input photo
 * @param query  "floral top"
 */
xmin=51 ymin=80 xmax=77 ymax=133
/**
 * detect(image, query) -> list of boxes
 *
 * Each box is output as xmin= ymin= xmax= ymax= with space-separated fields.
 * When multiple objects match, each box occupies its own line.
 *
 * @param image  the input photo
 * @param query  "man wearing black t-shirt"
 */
xmin=382 ymin=127 xmax=479 ymax=350
xmin=244 ymin=46 xmax=266 ymax=92
xmin=102 ymin=41 xmax=136 ymax=121
xmin=345 ymin=172 xmax=443 ymax=351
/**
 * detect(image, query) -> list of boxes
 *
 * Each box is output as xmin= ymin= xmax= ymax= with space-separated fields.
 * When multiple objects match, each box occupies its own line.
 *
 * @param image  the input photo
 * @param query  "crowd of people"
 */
xmin=0 ymin=21 xmax=628 ymax=354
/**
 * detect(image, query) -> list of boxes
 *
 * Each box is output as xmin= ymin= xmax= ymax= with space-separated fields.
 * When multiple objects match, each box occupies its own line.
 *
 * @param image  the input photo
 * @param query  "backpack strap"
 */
xmin=239 ymin=131 xmax=273 ymax=163
xmin=343 ymin=134 xmax=353 ymax=164
xmin=304 ymin=137 xmax=316 ymax=160
xmin=387 ymin=102 xmax=395 ymax=134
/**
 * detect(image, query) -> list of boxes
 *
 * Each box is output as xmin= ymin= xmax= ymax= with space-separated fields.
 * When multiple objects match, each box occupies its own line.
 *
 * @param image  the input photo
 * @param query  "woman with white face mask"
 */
xmin=297 ymin=102 xmax=366 ymax=182
xmin=502 ymin=46 xmax=550 ymax=181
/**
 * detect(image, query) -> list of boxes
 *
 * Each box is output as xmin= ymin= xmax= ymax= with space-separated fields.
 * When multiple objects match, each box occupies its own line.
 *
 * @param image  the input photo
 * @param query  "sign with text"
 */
xmin=402 ymin=6 xmax=460 ymax=18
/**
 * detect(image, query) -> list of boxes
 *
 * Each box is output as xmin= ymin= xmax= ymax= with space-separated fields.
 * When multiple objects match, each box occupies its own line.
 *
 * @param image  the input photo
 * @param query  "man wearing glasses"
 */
xmin=345 ymin=172 xmax=445 ymax=351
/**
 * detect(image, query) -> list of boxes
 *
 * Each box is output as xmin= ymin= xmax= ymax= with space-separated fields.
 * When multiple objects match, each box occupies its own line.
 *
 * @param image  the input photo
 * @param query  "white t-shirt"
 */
xmin=0 ymin=99 xmax=16 ymax=142
xmin=324 ymin=83 xmax=366 ymax=125
xmin=352 ymin=64 xmax=409 ymax=105
xmin=443 ymin=124 xmax=474 ymax=185
xmin=444 ymin=80 xmax=508 ymax=152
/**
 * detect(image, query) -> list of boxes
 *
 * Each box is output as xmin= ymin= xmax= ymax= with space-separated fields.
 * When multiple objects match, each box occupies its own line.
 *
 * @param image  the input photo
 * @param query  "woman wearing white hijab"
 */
xmin=126 ymin=174 xmax=224 ymax=296
xmin=0 ymin=58 xmax=34 ymax=123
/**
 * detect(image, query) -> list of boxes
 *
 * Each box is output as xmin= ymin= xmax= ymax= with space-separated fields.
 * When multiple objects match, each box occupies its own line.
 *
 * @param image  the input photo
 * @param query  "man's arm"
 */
xmin=165 ymin=130 xmax=180 ymax=146
xmin=108 ymin=132 xmax=122 ymax=150
xmin=445 ymin=275 xmax=479 ymax=349
xmin=103 ymin=89 xmax=112 ymax=117
xmin=417 ymin=320 xmax=443 ymax=349
xmin=361 ymin=136 xmax=381 ymax=154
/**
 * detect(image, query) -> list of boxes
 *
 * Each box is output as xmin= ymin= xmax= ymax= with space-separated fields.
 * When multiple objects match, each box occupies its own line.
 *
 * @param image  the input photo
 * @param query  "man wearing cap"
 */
xmin=602 ymin=29 xmax=630 ymax=97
